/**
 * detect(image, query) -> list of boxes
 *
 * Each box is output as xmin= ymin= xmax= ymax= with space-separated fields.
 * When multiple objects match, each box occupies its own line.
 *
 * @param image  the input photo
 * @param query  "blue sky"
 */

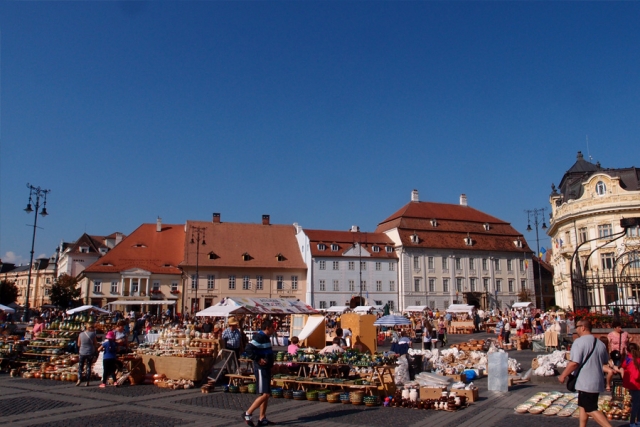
xmin=1 ymin=1 xmax=639 ymax=264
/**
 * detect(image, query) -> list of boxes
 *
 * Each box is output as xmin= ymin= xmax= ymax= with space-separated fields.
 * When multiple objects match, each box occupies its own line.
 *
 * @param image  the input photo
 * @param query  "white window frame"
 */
xmin=256 ymin=276 xmax=263 ymax=290
xmin=332 ymin=261 xmax=340 ymax=270
xmin=207 ymin=275 xmax=215 ymax=289
xmin=111 ymin=281 xmax=119 ymax=294
xmin=291 ymin=276 xmax=298 ymax=290
xmin=319 ymin=260 xmax=326 ymax=270
xmin=243 ymin=276 xmax=251 ymax=290
xmin=333 ymin=280 xmax=339 ymax=291
xmin=319 ymin=280 xmax=326 ymax=291
xmin=228 ymin=275 xmax=236 ymax=290
xmin=94 ymin=280 xmax=102 ymax=294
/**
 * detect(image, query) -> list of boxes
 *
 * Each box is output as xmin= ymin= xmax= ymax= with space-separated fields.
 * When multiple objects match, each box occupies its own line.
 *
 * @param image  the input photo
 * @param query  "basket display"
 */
xmin=283 ymin=389 xmax=294 ymax=399
xmin=247 ymin=383 xmax=257 ymax=394
xmin=317 ymin=390 xmax=329 ymax=402
xmin=306 ymin=390 xmax=319 ymax=401
xmin=340 ymin=392 xmax=351 ymax=404
xmin=239 ymin=385 xmax=249 ymax=393
xmin=293 ymin=390 xmax=307 ymax=400
xmin=327 ymin=392 xmax=341 ymax=403
xmin=350 ymin=391 xmax=365 ymax=405
xmin=271 ymin=387 xmax=283 ymax=398
xmin=363 ymin=396 xmax=380 ymax=407
xmin=228 ymin=385 xmax=240 ymax=393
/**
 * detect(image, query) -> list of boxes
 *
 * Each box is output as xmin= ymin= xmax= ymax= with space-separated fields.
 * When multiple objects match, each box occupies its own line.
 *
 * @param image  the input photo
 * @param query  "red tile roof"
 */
xmin=303 ymin=229 xmax=397 ymax=259
xmin=181 ymin=220 xmax=306 ymax=269
xmin=376 ymin=201 xmax=532 ymax=253
xmin=84 ymin=224 xmax=184 ymax=274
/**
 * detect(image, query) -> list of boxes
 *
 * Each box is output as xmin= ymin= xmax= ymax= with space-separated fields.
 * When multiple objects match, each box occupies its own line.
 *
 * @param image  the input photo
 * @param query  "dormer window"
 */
xmin=276 ymin=253 xmax=286 ymax=262
xmin=410 ymin=232 xmax=419 ymax=243
xmin=208 ymin=251 xmax=219 ymax=260
xmin=386 ymin=246 xmax=393 ymax=253
xmin=318 ymin=243 xmax=326 ymax=251
xmin=242 ymin=252 xmax=252 ymax=261
xmin=331 ymin=244 xmax=339 ymax=252
xmin=99 ymin=248 xmax=108 ymax=255
xmin=431 ymin=219 xmax=438 ymax=227
xmin=101 ymin=262 xmax=113 ymax=266
xmin=483 ymin=223 xmax=490 ymax=231
xmin=79 ymin=246 xmax=89 ymax=253
xmin=514 ymin=239 xmax=523 ymax=248
xmin=372 ymin=245 xmax=380 ymax=253
xmin=133 ymin=244 xmax=147 ymax=248
xmin=464 ymin=234 xmax=473 ymax=246
xmin=596 ymin=181 xmax=607 ymax=196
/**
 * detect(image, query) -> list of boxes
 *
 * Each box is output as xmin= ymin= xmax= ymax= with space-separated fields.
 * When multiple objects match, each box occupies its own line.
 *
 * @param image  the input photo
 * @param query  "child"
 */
xmin=615 ymin=342 xmax=640 ymax=427
xmin=97 ymin=330 xmax=118 ymax=387
xmin=422 ymin=322 xmax=433 ymax=350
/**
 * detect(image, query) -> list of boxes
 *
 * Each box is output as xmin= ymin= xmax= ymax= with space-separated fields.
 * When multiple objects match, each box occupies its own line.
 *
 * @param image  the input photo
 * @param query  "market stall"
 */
xmin=325 ymin=305 xmax=350 ymax=313
xmin=403 ymin=305 xmax=428 ymax=313
xmin=66 ymin=305 xmax=110 ymax=315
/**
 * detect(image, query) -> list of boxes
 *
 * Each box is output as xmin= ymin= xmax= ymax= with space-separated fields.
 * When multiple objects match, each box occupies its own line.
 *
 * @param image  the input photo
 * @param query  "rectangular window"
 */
xmin=598 ymin=224 xmax=613 ymax=238
xmin=482 ymin=258 xmax=488 ymax=270
xmin=455 ymin=257 xmax=462 ymax=270
xmin=111 ymin=281 xmax=118 ymax=294
xmin=191 ymin=275 xmax=197 ymax=289
xmin=348 ymin=261 xmax=355 ymax=270
xmin=416 ymin=300 xmax=421 ymax=306
xmin=333 ymin=280 xmax=339 ymax=291
xmin=362 ymin=280 xmax=367 ymax=291
xmin=469 ymin=258 xmax=475 ymax=270
xmin=429 ymin=300 xmax=435 ymax=309
xmin=414 ymin=278 xmax=420 ymax=292
xmin=376 ymin=280 xmax=382 ymax=291
xmin=349 ymin=280 xmax=355 ymax=292
xmin=329 ymin=301 xmax=337 ymax=307
xmin=442 ymin=257 xmax=449 ymax=270
xmin=360 ymin=261 xmax=367 ymax=271
xmin=627 ymin=226 xmax=640 ymax=238
xmin=389 ymin=281 xmax=395 ymax=292
xmin=428 ymin=257 xmax=434 ymax=270
xmin=521 ymin=279 xmax=526 ymax=290
xmin=94 ymin=281 xmax=102 ymax=293
xmin=470 ymin=278 xmax=476 ymax=292
xmin=389 ymin=263 xmax=395 ymax=271
xmin=291 ymin=276 xmax=298 ymax=290
xmin=495 ymin=279 xmax=502 ymax=292
xmin=319 ymin=280 xmax=326 ymax=291
xmin=494 ymin=259 xmax=501 ymax=271
xmin=152 ymin=281 xmax=160 ymax=291
xmin=256 ymin=276 xmax=263 ymax=290
xmin=414 ymin=256 xmax=420 ymax=270
xmin=332 ymin=261 xmax=339 ymax=270
xmin=507 ymin=259 xmax=513 ymax=272
xmin=319 ymin=260 xmax=326 ymax=270
xmin=228 ymin=275 xmax=236 ymax=290
xmin=443 ymin=278 xmax=449 ymax=293
xmin=429 ymin=278 xmax=435 ymax=292
xmin=519 ymin=259 xmax=525 ymax=271
xmin=508 ymin=279 xmax=514 ymax=293
xmin=243 ymin=276 xmax=251 ymax=290
xmin=483 ymin=278 xmax=489 ymax=291
xmin=579 ymin=227 xmax=588 ymax=243
xmin=601 ymin=252 xmax=615 ymax=270
xmin=132 ymin=279 xmax=139 ymax=293
xmin=388 ymin=301 xmax=395 ymax=311
xmin=277 ymin=276 xmax=284 ymax=290
xmin=46 ymin=278 xmax=51 ymax=284
xmin=319 ymin=301 xmax=327 ymax=309
xmin=171 ymin=282 xmax=178 ymax=292
xmin=375 ymin=262 xmax=381 ymax=271
xmin=456 ymin=278 xmax=463 ymax=292
xmin=207 ymin=275 xmax=215 ymax=289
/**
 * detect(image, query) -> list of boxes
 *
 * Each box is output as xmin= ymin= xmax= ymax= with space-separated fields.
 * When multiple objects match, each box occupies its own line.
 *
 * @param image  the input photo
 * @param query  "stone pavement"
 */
xmin=0 ymin=334 xmax=630 ymax=427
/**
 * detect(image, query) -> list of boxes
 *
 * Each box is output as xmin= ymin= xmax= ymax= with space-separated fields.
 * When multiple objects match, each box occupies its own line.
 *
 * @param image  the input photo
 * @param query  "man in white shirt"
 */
xmin=319 ymin=338 xmax=345 ymax=354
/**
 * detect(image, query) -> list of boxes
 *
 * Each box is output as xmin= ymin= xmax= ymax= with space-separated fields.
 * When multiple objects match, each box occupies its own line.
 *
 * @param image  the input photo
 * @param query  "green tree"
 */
xmin=50 ymin=274 xmax=81 ymax=308
xmin=0 ymin=280 xmax=19 ymax=305
xmin=517 ymin=288 xmax=533 ymax=302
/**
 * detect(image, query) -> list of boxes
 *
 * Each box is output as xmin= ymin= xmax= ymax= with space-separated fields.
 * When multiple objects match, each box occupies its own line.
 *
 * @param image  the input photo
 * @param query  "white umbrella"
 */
xmin=0 ymin=304 xmax=16 ymax=313
xmin=373 ymin=315 xmax=411 ymax=327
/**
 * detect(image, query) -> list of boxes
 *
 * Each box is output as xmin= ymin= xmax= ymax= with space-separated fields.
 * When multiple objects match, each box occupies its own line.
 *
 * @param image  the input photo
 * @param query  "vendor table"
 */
xmin=140 ymin=354 xmax=213 ymax=381
xmin=145 ymin=333 xmax=160 ymax=344
xmin=449 ymin=321 xmax=475 ymax=334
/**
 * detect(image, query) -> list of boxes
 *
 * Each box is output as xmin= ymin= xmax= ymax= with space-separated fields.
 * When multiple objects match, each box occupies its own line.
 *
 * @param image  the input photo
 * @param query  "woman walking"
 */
xmin=614 ymin=342 xmax=640 ymax=427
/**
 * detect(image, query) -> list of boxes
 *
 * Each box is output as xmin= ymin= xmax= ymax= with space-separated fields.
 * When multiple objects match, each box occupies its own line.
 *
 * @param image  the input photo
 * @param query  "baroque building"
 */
xmin=376 ymin=190 xmax=534 ymax=312
xmin=547 ymin=152 xmax=640 ymax=310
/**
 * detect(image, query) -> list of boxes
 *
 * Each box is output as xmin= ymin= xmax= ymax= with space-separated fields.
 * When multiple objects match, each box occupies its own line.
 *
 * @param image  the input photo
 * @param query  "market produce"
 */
xmin=532 ymin=350 xmax=569 ymax=377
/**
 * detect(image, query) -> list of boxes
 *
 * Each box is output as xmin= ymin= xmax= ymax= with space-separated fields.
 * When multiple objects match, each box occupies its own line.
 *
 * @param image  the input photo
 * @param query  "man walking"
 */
xmin=242 ymin=320 xmax=276 ymax=426
xmin=558 ymin=319 xmax=611 ymax=427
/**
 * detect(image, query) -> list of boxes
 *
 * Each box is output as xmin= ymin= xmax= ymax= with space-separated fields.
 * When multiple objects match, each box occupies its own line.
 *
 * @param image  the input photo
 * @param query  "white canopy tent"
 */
xmin=325 ymin=305 xmax=350 ymax=313
xmin=297 ymin=316 xmax=325 ymax=341
xmin=608 ymin=297 xmax=638 ymax=307
xmin=446 ymin=304 xmax=475 ymax=314
xmin=404 ymin=305 xmax=428 ymax=312
xmin=353 ymin=305 xmax=384 ymax=313
xmin=195 ymin=304 xmax=251 ymax=317
xmin=66 ymin=305 xmax=110 ymax=315
xmin=512 ymin=302 xmax=534 ymax=309
xmin=0 ymin=304 xmax=16 ymax=313
xmin=107 ymin=300 xmax=177 ymax=306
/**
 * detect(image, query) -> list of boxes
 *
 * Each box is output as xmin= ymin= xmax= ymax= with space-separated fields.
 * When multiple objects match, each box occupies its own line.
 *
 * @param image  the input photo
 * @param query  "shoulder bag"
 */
xmin=567 ymin=337 xmax=597 ymax=392
xmin=610 ymin=331 xmax=622 ymax=363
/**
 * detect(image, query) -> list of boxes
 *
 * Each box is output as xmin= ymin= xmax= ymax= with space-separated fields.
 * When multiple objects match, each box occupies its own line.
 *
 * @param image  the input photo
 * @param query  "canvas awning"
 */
xmin=512 ymin=302 xmax=534 ymax=308
xmin=297 ymin=316 xmax=325 ymax=341
xmin=0 ymin=304 xmax=16 ymax=313
xmin=216 ymin=297 xmax=319 ymax=315
xmin=325 ymin=305 xmax=350 ymax=313
xmin=66 ymin=305 xmax=110 ymax=315
xmin=353 ymin=305 xmax=383 ymax=313
xmin=107 ymin=300 xmax=176 ymax=306
xmin=195 ymin=304 xmax=252 ymax=317
xmin=446 ymin=304 xmax=474 ymax=313
xmin=404 ymin=305 xmax=428 ymax=312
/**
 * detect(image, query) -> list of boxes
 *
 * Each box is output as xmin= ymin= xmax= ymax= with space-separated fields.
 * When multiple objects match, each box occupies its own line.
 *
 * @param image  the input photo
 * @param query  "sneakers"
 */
xmin=258 ymin=419 xmax=276 ymax=426
xmin=242 ymin=412 xmax=254 ymax=427
xmin=99 ymin=384 xmax=106 ymax=388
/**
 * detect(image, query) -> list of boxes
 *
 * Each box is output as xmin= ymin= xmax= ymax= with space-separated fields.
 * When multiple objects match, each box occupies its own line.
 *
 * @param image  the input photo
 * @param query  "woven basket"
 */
xmin=271 ymin=387 xmax=283 ymax=398
xmin=350 ymin=391 xmax=365 ymax=405
xmin=239 ymin=386 xmax=249 ymax=393
xmin=229 ymin=385 xmax=240 ymax=393
xmin=283 ymin=389 xmax=293 ymax=399
xmin=306 ymin=391 xmax=319 ymax=401
xmin=293 ymin=390 xmax=307 ymax=400
xmin=340 ymin=392 xmax=351 ymax=404
xmin=532 ymin=358 xmax=539 ymax=370
xmin=327 ymin=392 xmax=341 ymax=403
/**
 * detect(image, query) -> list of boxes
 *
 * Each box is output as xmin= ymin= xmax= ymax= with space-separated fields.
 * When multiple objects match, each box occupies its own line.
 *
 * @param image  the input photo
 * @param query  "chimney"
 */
xmin=411 ymin=189 xmax=419 ymax=202
xmin=460 ymin=194 xmax=468 ymax=206
xmin=115 ymin=232 xmax=123 ymax=245
xmin=262 ymin=214 xmax=270 ymax=225
xmin=293 ymin=222 xmax=302 ymax=234
xmin=350 ymin=225 xmax=360 ymax=232
xmin=212 ymin=213 xmax=221 ymax=223
xmin=156 ymin=217 xmax=162 ymax=232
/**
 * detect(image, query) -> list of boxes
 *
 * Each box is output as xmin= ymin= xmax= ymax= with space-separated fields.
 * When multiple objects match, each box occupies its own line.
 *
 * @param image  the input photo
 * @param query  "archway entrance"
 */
xmin=349 ymin=296 xmax=365 ymax=309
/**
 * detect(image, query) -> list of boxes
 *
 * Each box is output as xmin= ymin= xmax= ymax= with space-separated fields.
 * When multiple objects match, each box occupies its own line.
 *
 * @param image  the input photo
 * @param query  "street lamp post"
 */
xmin=526 ymin=208 xmax=547 ymax=312
xmin=23 ymin=183 xmax=50 ymax=322
xmin=190 ymin=226 xmax=206 ymax=315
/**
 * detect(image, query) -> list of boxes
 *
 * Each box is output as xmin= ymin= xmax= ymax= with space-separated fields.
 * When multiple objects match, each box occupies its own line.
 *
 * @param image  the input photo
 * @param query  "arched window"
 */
xmin=596 ymin=181 xmax=606 ymax=195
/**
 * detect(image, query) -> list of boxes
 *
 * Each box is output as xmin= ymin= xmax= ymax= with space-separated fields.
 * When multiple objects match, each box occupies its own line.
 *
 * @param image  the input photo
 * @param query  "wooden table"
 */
xmin=140 ymin=355 xmax=213 ymax=381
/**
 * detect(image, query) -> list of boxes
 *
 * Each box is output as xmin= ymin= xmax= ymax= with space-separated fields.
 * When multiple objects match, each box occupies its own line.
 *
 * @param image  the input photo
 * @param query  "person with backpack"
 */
xmin=242 ymin=320 xmax=276 ymax=426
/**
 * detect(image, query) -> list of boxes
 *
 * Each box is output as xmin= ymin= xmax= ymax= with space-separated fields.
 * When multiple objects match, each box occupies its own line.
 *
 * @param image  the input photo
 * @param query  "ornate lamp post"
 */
xmin=23 ymin=184 xmax=50 ymax=322
xmin=190 ymin=226 xmax=206 ymax=314
xmin=526 ymin=208 xmax=547 ymax=312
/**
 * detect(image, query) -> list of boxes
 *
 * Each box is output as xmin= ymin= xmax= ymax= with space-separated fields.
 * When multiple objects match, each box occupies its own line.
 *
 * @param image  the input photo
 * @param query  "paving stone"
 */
xmin=24 ymin=410 xmax=192 ymax=427
xmin=84 ymin=384 xmax=176 ymax=397
xmin=0 ymin=397 xmax=79 ymax=417
xmin=6 ymin=378 xmax=74 ymax=387
xmin=174 ymin=392 xmax=290 ymax=411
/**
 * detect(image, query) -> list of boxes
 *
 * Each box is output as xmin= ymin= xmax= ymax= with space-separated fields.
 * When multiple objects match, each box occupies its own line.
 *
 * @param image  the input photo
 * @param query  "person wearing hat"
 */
xmin=97 ymin=330 xmax=118 ymax=387
xmin=222 ymin=317 xmax=243 ymax=360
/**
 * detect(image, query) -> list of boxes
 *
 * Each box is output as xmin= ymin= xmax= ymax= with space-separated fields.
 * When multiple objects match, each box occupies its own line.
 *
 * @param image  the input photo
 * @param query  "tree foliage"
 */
xmin=0 ymin=280 xmax=19 ymax=305
xmin=517 ymin=287 xmax=533 ymax=302
xmin=50 ymin=274 xmax=81 ymax=308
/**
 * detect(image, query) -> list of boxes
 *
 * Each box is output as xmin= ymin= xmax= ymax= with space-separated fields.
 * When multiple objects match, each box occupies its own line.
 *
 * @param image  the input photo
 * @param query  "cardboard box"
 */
xmin=420 ymin=386 xmax=447 ymax=400
xmin=445 ymin=373 xmax=467 ymax=383
xmin=453 ymin=387 xmax=479 ymax=402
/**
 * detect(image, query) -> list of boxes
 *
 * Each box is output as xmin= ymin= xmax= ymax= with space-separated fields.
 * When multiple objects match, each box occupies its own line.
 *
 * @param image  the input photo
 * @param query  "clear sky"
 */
xmin=1 ymin=1 xmax=639 ymax=264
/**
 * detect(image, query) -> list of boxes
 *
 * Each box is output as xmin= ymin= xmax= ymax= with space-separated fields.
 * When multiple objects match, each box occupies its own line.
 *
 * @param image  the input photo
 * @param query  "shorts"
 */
xmin=254 ymin=366 xmax=271 ymax=395
xmin=578 ymin=391 xmax=599 ymax=413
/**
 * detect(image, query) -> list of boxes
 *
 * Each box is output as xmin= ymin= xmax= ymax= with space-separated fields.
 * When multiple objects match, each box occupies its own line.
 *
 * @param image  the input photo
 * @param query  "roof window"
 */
xmin=431 ymin=219 xmax=438 ymax=227
xmin=372 ymin=245 xmax=380 ymax=253
xmin=318 ymin=243 xmax=326 ymax=251
xmin=514 ymin=239 xmax=523 ymax=248
xmin=464 ymin=234 xmax=473 ymax=246
xmin=208 ymin=252 xmax=219 ymax=260
xmin=331 ymin=244 xmax=339 ymax=252
xmin=242 ymin=252 xmax=253 ymax=261
xmin=410 ymin=232 xmax=419 ymax=244
xmin=386 ymin=246 xmax=393 ymax=253
xmin=483 ymin=223 xmax=490 ymax=231
xmin=276 ymin=253 xmax=286 ymax=262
